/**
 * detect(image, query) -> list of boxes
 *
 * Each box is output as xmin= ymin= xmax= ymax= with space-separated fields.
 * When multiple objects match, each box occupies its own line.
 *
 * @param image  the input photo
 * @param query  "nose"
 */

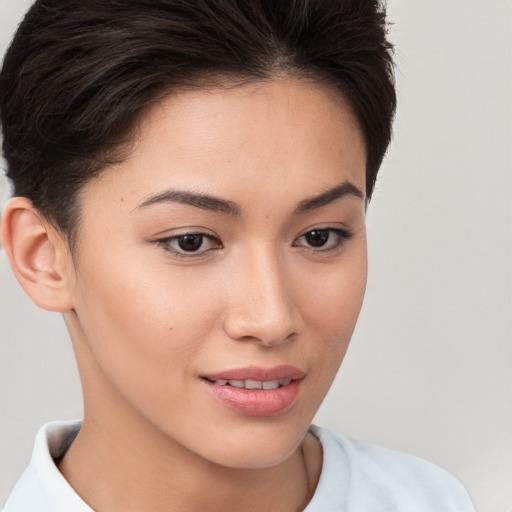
xmin=222 ymin=247 xmax=300 ymax=347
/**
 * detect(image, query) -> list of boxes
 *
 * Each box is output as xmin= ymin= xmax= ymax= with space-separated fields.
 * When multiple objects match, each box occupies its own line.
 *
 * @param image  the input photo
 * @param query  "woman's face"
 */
xmin=64 ymin=78 xmax=367 ymax=468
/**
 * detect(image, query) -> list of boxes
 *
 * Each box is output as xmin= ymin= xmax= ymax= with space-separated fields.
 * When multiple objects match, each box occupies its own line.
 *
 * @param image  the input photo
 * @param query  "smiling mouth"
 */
xmin=200 ymin=365 xmax=305 ymax=416
xmin=204 ymin=378 xmax=293 ymax=390
xmin=201 ymin=375 xmax=303 ymax=417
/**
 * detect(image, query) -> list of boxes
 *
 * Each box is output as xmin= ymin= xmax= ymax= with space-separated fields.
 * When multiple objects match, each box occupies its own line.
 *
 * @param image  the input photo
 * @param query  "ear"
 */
xmin=1 ymin=197 xmax=74 ymax=312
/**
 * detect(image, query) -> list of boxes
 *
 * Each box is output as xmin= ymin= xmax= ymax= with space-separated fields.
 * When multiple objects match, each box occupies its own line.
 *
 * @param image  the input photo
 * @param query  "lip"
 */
xmin=203 ymin=365 xmax=305 ymax=382
xmin=200 ymin=365 xmax=305 ymax=417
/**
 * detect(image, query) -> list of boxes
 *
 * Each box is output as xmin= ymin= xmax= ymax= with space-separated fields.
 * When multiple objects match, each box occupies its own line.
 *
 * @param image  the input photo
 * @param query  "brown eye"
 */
xmin=294 ymin=227 xmax=353 ymax=252
xmin=157 ymin=232 xmax=222 ymax=256
xmin=303 ymin=230 xmax=330 ymax=247
xmin=177 ymin=234 xmax=206 ymax=252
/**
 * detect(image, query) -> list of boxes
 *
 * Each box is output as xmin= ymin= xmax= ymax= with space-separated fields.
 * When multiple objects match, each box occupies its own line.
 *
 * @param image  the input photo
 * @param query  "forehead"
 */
xmin=83 ymin=78 xmax=366 ymax=212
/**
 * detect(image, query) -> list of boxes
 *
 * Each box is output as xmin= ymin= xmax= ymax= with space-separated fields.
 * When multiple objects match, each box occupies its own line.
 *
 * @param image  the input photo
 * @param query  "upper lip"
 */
xmin=202 ymin=365 xmax=305 ymax=382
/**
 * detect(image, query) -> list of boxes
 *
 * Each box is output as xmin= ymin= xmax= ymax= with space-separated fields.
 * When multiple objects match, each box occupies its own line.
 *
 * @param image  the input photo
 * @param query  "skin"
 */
xmin=2 ymin=78 xmax=368 ymax=512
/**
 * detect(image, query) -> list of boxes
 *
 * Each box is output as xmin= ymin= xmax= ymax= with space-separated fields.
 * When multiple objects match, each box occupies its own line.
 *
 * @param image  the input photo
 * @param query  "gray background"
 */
xmin=1 ymin=1 xmax=511 ymax=510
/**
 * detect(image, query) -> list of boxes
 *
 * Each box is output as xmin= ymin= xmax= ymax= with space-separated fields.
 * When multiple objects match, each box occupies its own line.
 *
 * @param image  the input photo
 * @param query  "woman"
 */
xmin=0 ymin=1 xmax=475 ymax=510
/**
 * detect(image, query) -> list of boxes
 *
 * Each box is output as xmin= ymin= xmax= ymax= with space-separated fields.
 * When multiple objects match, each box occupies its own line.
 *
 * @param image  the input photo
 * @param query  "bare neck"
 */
xmin=58 ymin=415 xmax=321 ymax=512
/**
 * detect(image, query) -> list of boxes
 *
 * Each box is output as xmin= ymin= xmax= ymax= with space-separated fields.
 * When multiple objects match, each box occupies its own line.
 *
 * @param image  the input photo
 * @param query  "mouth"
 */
xmin=203 ymin=378 xmax=293 ymax=390
xmin=200 ymin=366 xmax=305 ymax=417
xmin=202 ymin=365 xmax=305 ymax=383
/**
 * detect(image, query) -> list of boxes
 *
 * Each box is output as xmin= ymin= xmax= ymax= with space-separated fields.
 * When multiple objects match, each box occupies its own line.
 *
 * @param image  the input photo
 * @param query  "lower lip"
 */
xmin=201 ymin=379 xmax=302 ymax=417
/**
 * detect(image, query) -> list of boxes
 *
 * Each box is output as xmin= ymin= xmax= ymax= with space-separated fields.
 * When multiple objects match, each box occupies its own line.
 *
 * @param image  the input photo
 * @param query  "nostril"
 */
xmin=223 ymin=317 xmax=298 ymax=346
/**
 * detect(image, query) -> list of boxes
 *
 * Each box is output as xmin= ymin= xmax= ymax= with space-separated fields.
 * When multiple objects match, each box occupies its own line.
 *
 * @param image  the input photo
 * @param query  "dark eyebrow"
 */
xmin=294 ymin=181 xmax=364 ymax=214
xmin=136 ymin=190 xmax=241 ymax=216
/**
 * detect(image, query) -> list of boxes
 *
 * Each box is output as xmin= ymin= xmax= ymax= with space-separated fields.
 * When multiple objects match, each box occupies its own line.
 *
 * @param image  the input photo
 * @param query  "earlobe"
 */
xmin=1 ymin=197 xmax=74 ymax=312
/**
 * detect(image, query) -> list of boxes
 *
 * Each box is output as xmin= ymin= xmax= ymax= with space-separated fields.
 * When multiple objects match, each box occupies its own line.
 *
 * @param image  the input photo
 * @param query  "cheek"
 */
xmin=70 ymin=253 xmax=223 ymax=401
xmin=305 ymin=246 xmax=367 ymax=330
xmin=300 ymin=244 xmax=367 ymax=374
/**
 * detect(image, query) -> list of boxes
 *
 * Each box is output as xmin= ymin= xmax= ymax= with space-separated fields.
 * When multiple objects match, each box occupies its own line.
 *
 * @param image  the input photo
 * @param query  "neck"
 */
xmin=59 ymin=415 xmax=316 ymax=512
xmin=58 ymin=377 xmax=321 ymax=512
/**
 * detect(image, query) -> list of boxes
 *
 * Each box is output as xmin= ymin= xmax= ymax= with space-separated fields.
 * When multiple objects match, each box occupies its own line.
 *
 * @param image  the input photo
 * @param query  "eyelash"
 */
xmin=155 ymin=227 xmax=353 ymax=258
xmin=293 ymin=228 xmax=353 ymax=253
xmin=156 ymin=232 xmax=222 ymax=257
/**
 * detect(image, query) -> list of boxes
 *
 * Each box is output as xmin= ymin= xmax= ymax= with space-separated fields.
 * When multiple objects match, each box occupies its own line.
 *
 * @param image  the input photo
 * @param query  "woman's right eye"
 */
xmin=156 ymin=233 xmax=223 ymax=256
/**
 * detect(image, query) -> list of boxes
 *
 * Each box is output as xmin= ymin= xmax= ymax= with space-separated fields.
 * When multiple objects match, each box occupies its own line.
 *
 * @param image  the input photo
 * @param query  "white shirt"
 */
xmin=3 ymin=421 xmax=475 ymax=511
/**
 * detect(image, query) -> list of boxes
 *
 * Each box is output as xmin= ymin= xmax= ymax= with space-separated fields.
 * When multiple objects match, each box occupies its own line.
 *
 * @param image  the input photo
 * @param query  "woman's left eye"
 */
xmin=293 ymin=228 xmax=353 ymax=251
xmin=156 ymin=233 xmax=222 ymax=256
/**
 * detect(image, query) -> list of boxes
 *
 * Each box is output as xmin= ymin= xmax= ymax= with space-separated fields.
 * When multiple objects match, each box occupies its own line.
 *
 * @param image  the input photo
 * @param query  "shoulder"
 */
xmin=305 ymin=425 xmax=475 ymax=512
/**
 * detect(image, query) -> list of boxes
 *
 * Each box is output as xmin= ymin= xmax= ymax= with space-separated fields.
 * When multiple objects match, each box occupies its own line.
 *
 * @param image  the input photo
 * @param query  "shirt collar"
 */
xmin=3 ymin=421 xmax=93 ymax=512
xmin=4 ymin=422 xmax=336 ymax=512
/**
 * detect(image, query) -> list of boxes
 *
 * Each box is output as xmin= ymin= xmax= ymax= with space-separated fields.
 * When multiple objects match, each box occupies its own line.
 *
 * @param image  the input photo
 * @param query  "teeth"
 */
xmin=228 ymin=380 xmax=245 ymax=388
xmin=245 ymin=379 xmax=263 ymax=389
xmin=213 ymin=378 xmax=292 ymax=389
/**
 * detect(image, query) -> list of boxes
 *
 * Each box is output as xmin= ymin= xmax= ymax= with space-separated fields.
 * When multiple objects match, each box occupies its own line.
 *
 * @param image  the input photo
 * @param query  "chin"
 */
xmin=196 ymin=421 xmax=308 ymax=470
xmin=214 ymin=446 xmax=297 ymax=470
